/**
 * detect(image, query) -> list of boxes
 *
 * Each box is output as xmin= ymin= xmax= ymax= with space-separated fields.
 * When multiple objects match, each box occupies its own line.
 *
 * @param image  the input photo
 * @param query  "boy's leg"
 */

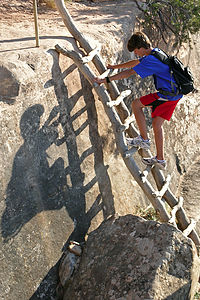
xmin=131 ymin=98 xmax=148 ymax=140
xmin=142 ymin=116 xmax=166 ymax=169
xmin=150 ymin=98 xmax=180 ymax=161
xmin=152 ymin=116 xmax=165 ymax=160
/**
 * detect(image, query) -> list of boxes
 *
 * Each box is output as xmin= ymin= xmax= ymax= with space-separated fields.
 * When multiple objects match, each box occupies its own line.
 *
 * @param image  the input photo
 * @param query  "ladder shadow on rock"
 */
xmin=29 ymin=46 xmax=115 ymax=300
xmin=47 ymin=49 xmax=115 ymax=249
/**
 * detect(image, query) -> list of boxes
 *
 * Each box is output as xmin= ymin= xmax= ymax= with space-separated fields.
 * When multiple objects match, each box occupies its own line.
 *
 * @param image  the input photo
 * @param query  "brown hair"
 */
xmin=127 ymin=32 xmax=151 ymax=52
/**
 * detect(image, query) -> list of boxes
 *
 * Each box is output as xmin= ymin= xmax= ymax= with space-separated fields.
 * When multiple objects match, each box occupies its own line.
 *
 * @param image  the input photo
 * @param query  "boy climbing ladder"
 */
xmin=94 ymin=31 xmax=183 ymax=170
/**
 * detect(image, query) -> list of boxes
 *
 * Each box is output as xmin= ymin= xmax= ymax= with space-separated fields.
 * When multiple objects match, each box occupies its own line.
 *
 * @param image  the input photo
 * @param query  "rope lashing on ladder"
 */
xmin=152 ymin=174 xmax=171 ymax=200
xmin=141 ymin=165 xmax=153 ymax=183
xmin=183 ymin=219 xmax=197 ymax=237
xmin=107 ymin=90 xmax=131 ymax=108
xmin=168 ymin=197 xmax=184 ymax=225
xmin=81 ymin=46 xmax=101 ymax=64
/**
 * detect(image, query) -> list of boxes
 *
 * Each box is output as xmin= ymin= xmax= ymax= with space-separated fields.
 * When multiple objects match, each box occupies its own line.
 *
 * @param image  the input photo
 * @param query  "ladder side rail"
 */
xmin=150 ymin=161 xmax=200 ymax=246
xmin=123 ymin=156 xmax=170 ymax=222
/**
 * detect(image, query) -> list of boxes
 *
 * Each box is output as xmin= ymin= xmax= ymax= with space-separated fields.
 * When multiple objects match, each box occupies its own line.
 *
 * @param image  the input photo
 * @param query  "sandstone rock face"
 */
xmin=64 ymin=215 xmax=200 ymax=300
xmin=1 ymin=1 xmax=200 ymax=299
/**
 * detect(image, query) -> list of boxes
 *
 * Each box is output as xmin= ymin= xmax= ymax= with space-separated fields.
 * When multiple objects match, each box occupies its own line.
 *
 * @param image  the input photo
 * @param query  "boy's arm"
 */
xmin=107 ymin=59 xmax=140 ymax=69
xmin=94 ymin=68 xmax=136 ymax=85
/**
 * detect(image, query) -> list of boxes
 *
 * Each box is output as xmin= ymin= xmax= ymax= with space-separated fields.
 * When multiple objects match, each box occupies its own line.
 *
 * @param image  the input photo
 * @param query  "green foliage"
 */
xmin=135 ymin=0 xmax=200 ymax=47
xmin=136 ymin=206 xmax=160 ymax=221
xmin=194 ymin=292 xmax=200 ymax=299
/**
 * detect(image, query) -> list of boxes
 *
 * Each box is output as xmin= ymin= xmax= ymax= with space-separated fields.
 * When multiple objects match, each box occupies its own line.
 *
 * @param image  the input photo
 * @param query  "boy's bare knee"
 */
xmin=152 ymin=117 xmax=165 ymax=130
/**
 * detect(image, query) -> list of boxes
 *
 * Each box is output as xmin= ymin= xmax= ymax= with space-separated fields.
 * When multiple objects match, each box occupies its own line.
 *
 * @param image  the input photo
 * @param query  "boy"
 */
xmin=94 ymin=32 xmax=182 ymax=169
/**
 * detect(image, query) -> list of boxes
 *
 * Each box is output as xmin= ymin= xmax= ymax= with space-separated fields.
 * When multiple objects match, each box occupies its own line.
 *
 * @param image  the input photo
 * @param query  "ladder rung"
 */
xmin=183 ymin=219 xmax=196 ymax=237
xmin=152 ymin=174 xmax=171 ymax=198
xmin=123 ymin=146 xmax=138 ymax=158
xmin=107 ymin=90 xmax=131 ymax=108
xmin=82 ymin=46 xmax=101 ymax=64
xmin=119 ymin=115 xmax=135 ymax=132
xmin=141 ymin=165 xmax=153 ymax=183
xmin=99 ymin=69 xmax=115 ymax=79
xmin=168 ymin=197 xmax=184 ymax=224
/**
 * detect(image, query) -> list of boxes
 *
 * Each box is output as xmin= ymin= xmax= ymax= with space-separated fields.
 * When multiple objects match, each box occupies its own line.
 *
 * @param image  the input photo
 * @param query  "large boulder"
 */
xmin=64 ymin=215 xmax=200 ymax=300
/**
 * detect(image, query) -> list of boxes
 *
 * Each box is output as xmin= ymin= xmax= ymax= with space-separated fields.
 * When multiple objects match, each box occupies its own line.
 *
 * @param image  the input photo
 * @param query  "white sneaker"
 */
xmin=126 ymin=135 xmax=151 ymax=150
xmin=142 ymin=156 xmax=166 ymax=170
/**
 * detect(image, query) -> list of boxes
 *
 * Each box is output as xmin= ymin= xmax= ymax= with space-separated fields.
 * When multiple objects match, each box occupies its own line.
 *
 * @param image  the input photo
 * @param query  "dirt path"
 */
xmin=0 ymin=0 xmax=139 ymax=56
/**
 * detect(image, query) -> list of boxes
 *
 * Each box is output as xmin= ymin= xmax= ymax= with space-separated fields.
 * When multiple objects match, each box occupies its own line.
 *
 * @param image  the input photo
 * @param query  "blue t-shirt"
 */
xmin=133 ymin=48 xmax=183 ymax=101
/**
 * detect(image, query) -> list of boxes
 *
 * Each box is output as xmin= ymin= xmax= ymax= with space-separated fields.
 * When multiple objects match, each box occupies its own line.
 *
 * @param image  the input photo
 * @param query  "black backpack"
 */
xmin=151 ymin=49 xmax=194 ymax=96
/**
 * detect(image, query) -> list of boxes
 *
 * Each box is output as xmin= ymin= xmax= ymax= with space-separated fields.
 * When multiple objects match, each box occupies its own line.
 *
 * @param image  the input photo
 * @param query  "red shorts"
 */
xmin=140 ymin=93 xmax=180 ymax=121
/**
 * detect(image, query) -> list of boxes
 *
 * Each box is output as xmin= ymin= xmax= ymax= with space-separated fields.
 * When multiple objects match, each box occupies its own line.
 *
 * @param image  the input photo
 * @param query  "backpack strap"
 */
xmin=151 ymin=50 xmax=180 ymax=96
xmin=151 ymin=49 xmax=170 ymax=64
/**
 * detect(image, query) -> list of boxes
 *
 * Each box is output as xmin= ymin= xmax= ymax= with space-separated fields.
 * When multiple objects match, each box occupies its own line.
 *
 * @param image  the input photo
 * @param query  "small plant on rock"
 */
xmin=136 ymin=205 xmax=160 ymax=221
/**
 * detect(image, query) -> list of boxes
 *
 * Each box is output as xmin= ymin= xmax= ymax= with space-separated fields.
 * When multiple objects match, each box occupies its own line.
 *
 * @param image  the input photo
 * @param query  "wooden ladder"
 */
xmin=54 ymin=0 xmax=200 ymax=251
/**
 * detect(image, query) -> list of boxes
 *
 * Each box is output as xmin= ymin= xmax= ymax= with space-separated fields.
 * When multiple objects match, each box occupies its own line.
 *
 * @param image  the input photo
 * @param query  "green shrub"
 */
xmin=135 ymin=0 xmax=200 ymax=47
